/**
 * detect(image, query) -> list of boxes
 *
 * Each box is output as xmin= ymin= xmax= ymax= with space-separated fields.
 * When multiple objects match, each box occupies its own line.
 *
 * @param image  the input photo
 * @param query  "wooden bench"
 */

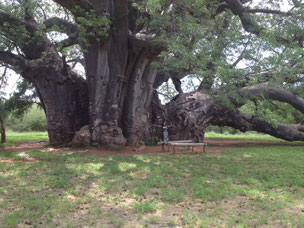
xmin=169 ymin=142 xmax=207 ymax=154
xmin=159 ymin=140 xmax=207 ymax=153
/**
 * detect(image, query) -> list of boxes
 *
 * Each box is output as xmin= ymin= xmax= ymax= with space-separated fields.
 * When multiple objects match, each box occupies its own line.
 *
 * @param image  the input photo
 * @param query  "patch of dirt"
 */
xmin=0 ymin=158 xmax=38 ymax=163
xmin=2 ymin=141 xmax=48 ymax=152
xmin=2 ymin=138 xmax=304 ymax=157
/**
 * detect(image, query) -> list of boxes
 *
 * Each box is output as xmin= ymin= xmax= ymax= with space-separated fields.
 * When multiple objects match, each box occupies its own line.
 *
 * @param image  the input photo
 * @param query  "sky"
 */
xmin=1 ymin=69 xmax=19 ymax=99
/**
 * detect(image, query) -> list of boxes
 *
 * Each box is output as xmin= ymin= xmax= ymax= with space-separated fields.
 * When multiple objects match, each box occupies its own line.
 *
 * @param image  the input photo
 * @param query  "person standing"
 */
xmin=162 ymin=121 xmax=169 ymax=144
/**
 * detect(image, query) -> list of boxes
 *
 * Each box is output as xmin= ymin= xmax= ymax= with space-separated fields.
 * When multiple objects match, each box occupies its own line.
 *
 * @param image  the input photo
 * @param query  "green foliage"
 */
xmin=206 ymin=125 xmax=240 ymax=134
xmin=3 ymin=80 xmax=36 ymax=119
xmin=107 ymin=144 xmax=123 ymax=150
xmin=7 ymin=105 xmax=46 ymax=132
xmin=145 ymin=139 xmax=158 ymax=146
xmin=240 ymin=100 xmax=304 ymax=126
xmin=75 ymin=8 xmax=111 ymax=48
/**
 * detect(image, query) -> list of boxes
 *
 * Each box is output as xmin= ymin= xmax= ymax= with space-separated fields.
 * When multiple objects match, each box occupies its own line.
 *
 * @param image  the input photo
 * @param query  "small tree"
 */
xmin=0 ymin=79 xmax=41 ymax=143
xmin=0 ymin=100 xmax=5 ymax=144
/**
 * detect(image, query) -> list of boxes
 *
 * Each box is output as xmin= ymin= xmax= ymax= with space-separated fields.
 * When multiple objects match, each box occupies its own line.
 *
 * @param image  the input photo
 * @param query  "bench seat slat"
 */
xmin=169 ymin=143 xmax=207 ymax=146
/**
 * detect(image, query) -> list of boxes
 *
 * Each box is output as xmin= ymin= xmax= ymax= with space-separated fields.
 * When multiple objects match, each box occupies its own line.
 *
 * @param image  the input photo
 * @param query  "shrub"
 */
xmin=7 ymin=105 xmax=46 ymax=132
xmin=145 ymin=139 xmax=157 ymax=146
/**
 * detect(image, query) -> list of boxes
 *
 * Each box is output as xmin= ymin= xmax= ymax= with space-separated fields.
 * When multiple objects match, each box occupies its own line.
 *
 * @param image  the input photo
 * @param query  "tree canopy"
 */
xmin=0 ymin=0 xmax=304 ymax=146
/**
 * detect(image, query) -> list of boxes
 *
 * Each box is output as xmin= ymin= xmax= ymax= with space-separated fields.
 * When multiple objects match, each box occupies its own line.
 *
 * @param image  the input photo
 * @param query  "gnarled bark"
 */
xmin=24 ymin=58 xmax=89 ymax=146
xmin=162 ymin=90 xmax=304 ymax=142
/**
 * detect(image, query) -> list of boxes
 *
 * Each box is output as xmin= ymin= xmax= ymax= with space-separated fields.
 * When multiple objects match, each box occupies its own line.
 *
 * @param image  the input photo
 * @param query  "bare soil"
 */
xmin=2 ymin=138 xmax=303 ymax=158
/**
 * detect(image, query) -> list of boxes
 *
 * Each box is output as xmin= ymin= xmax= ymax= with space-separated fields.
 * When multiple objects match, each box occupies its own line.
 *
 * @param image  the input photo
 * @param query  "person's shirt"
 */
xmin=162 ymin=126 xmax=168 ymax=132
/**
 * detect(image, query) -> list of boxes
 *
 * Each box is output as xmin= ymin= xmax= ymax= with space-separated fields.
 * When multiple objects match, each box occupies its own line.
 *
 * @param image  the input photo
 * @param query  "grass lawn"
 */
xmin=1 ymin=145 xmax=304 ymax=227
xmin=205 ymin=132 xmax=279 ymax=140
xmin=0 ymin=131 xmax=49 ymax=147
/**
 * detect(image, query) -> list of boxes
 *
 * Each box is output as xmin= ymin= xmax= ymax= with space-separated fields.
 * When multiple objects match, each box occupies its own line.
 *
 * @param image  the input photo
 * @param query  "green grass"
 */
xmin=0 ymin=143 xmax=304 ymax=227
xmin=0 ymin=131 xmax=48 ymax=146
xmin=205 ymin=131 xmax=280 ymax=140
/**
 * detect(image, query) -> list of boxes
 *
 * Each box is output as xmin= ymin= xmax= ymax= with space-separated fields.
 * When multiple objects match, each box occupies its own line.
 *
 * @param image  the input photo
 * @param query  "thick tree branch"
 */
xmin=0 ymin=11 xmax=35 ymax=31
xmin=0 ymin=51 xmax=29 ymax=71
xmin=220 ymin=110 xmax=304 ymax=141
xmin=154 ymin=70 xmax=188 ymax=89
xmin=44 ymin=17 xmax=78 ymax=35
xmin=197 ymin=62 xmax=216 ymax=91
xmin=246 ymin=8 xmax=292 ymax=15
xmin=224 ymin=0 xmax=291 ymax=38
xmin=67 ymin=57 xmax=85 ymax=68
xmin=172 ymin=77 xmax=183 ymax=94
xmin=44 ymin=17 xmax=79 ymax=47
xmin=240 ymin=84 xmax=304 ymax=114
xmin=128 ymin=32 xmax=163 ymax=52
xmin=0 ymin=11 xmax=48 ymax=59
xmin=52 ymin=0 xmax=94 ymax=15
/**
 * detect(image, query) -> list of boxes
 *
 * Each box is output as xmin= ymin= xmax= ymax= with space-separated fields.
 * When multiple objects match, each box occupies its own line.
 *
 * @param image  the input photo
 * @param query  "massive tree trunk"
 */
xmin=85 ymin=42 xmax=158 ymax=146
xmin=0 ymin=6 xmax=89 ymax=147
xmin=81 ymin=1 xmax=160 ymax=146
xmin=22 ymin=53 xmax=89 ymax=146
xmin=1 ymin=54 xmax=89 ymax=147
xmin=122 ymin=53 xmax=158 ymax=145
xmin=32 ymin=72 xmax=88 ymax=146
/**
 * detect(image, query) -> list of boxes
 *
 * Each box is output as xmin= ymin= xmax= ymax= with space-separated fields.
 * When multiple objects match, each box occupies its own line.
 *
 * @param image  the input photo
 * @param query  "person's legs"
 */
xmin=163 ymin=131 xmax=168 ymax=143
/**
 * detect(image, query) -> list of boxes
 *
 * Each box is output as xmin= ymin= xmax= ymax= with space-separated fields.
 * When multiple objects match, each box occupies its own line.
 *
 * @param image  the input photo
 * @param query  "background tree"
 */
xmin=0 ymin=65 xmax=7 ymax=143
xmin=0 ymin=99 xmax=5 ymax=143
xmin=0 ymin=0 xmax=304 ymax=146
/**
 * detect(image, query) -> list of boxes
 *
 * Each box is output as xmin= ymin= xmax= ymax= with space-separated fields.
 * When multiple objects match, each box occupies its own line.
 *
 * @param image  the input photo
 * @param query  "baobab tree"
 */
xmin=0 ymin=0 xmax=303 ymax=146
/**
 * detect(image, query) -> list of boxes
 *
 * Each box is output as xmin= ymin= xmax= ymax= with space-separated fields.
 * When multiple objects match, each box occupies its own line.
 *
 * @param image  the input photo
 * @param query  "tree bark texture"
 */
xmin=24 ymin=53 xmax=89 ymax=146
xmin=0 ymin=113 xmax=5 ymax=144
xmin=161 ymin=91 xmax=304 ymax=142
xmin=81 ymin=2 xmax=161 ymax=146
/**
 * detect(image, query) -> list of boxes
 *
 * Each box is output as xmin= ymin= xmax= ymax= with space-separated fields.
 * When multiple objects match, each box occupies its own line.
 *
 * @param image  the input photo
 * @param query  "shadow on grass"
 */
xmin=1 ymin=144 xmax=304 ymax=227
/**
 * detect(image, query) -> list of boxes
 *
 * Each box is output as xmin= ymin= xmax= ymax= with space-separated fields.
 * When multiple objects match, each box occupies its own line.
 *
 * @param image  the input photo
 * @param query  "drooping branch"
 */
xmin=163 ymin=90 xmax=304 ymax=142
xmin=239 ymin=84 xmax=304 ymax=114
xmin=217 ymin=110 xmax=304 ymax=141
